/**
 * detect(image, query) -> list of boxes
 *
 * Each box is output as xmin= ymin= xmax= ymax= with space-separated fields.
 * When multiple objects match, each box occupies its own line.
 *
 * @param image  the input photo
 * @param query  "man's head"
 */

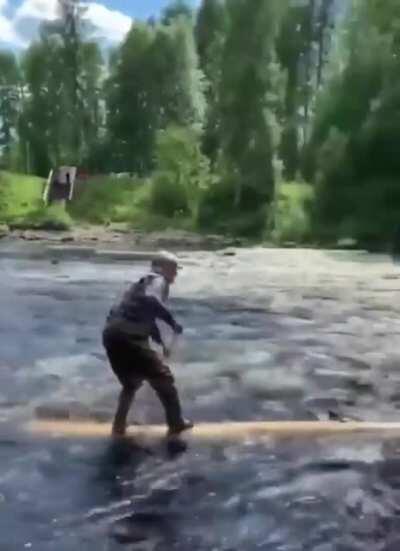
xmin=151 ymin=251 xmax=181 ymax=284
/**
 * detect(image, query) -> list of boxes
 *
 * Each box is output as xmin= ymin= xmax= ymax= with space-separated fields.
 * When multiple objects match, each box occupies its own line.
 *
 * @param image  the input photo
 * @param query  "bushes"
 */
xmin=68 ymin=176 xmax=145 ymax=224
xmin=150 ymin=126 xmax=213 ymax=218
xmin=273 ymin=182 xmax=313 ymax=244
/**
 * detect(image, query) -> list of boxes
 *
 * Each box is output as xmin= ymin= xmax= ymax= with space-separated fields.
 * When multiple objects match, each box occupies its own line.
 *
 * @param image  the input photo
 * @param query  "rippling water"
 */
xmin=2 ymin=246 xmax=400 ymax=550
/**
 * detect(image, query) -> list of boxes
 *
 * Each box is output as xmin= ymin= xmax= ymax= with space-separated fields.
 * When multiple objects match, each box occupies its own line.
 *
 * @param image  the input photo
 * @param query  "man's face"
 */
xmin=162 ymin=262 xmax=178 ymax=284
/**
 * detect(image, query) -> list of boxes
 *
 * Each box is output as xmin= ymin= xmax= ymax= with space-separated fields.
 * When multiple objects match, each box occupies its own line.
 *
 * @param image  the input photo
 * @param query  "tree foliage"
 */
xmin=6 ymin=0 xmax=400 ymax=244
xmin=217 ymin=0 xmax=284 ymax=217
xmin=308 ymin=0 xmax=400 ymax=247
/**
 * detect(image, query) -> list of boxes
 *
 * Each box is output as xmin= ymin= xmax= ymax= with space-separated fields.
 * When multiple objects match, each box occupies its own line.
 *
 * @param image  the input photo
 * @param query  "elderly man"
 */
xmin=103 ymin=251 xmax=193 ymax=436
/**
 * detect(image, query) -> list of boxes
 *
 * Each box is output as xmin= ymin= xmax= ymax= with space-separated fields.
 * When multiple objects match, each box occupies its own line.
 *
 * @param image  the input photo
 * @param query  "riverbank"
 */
xmin=0 ymin=224 xmax=243 ymax=253
xmin=1 ymin=171 xmax=317 ymax=247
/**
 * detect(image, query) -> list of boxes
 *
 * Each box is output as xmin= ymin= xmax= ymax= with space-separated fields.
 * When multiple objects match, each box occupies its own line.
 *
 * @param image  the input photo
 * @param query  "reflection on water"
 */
xmin=2 ymin=248 xmax=400 ymax=549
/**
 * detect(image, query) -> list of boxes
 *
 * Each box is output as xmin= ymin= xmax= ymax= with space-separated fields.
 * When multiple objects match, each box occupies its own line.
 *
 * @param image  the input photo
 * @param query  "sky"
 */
xmin=0 ymin=0 xmax=198 ymax=50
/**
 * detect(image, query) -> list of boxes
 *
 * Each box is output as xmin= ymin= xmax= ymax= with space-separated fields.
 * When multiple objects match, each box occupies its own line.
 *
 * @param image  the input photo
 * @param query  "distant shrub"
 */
xmin=272 ymin=182 xmax=313 ymax=244
xmin=11 ymin=204 xmax=73 ymax=231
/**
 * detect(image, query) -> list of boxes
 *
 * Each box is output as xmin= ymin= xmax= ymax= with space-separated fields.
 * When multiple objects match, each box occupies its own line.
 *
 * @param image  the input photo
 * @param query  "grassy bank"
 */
xmin=0 ymin=171 xmax=315 ymax=244
xmin=0 ymin=171 xmax=74 ymax=231
xmin=0 ymin=171 xmax=45 ymax=221
xmin=69 ymin=175 xmax=196 ymax=232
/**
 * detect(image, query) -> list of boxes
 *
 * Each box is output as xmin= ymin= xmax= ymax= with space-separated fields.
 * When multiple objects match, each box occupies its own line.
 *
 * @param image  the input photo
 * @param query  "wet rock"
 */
xmin=220 ymin=249 xmax=236 ymax=257
xmin=309 ymin=460 xmax=353 ymax=473
xmin=337 ymin=238 xmax=358 ymax=249
xmin=35 ymin=405 xmax=70 ymax=420
xmin=390 ymin=392 xmax=400 ymax=404
xmin=111 ymin=523 xmax=148 ymax=544
xmin=185 ymin=474 xmax=207 ymax=487
xmin=65 ymin=401 xmax=91 ymax=419
xmin=289 ymin=306 xmax=314 ymax=320
xmin=385 ymin=538 xmax=400 ymax=551
xmin=21 ymin=231 xmax=41 ymax=241
xmin=61 ymin=236 xmax=74 ymax=243
xmin=124 ymin=511 xmax=179 ymax=525
xmin=0 ymin=399 xmax=25 ymax=409
xmin=90 ymin=409 xmax=110 ymax=423
xmin=242 ymin=369 xmax=304 ymax=399
xmin=347 ymin=374 xmax=375 ymax=393
xmin=336 ymin=355 xmax=371 ymax=371
xmin=314 ymin=368 xmax=357 ymax=388
xmin=304 ymin=397 xmax=340 ymax=412
xmin=147 ymin=488 xmax=180 ymax=507
xmin=0 ymin=224 xmax=9 ymax=238
xmin=378 ymin=459 xmax=400 ymax=487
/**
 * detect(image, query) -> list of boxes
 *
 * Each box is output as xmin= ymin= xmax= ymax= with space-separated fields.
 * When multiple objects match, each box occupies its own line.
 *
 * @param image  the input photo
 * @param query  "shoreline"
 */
xmin=0 ymin=225 xmax=241 ymax=253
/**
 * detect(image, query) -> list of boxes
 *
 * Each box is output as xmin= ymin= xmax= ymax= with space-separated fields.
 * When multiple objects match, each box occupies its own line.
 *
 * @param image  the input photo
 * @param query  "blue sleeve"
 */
xmin=147 ymin=296 xmax=177 ymax=330
xmin=150 ymin=322 xmax=163 ymax=345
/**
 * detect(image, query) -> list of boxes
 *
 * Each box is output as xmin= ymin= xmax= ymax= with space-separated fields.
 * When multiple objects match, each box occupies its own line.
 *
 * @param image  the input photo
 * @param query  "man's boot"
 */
xmin=168 ymin=418 xmax=194 ymax=436
xmin=150 ymin=379 xmax=193 ymax=435
xmin=112 ymin=385 xmax=139 ymax=436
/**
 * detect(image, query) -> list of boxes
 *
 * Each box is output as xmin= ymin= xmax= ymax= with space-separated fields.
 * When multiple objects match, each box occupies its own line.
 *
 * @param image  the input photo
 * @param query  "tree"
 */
xmin=106 ymin=23 xmax=157 ymax=173
xmin=308 ymin=0 xmax=400 ymax=245
xmin=19 ymin=38 xmax=64 ymax=175
xmin=218 ymin=0 xmax=284 ymax=218
xmin=106 ymin=19 xmax=205 ymax=174
xmin=0 ymin=52 xmax=20 ymax=165
xmin=162 ymin=0 xmax=193 ymax=25
xmin=79 ymin=42 xmax=104 ymax=167
xmin=17 ymin=0 xmax=104 ymax=175
xmin=56 ymin=0 xmax=88 ymax=161
xmin=195 ymin=0 xmax=228 ymax=162
xmin=277 ymin=1 xmax=315 ymax=179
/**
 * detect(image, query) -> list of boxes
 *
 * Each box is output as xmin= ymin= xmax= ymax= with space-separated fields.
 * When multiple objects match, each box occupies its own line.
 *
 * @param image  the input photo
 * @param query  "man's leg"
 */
xmin=103 ymin=328 xmax=144 ymax=436
xmin=148 ymin=363 xmax=192 ymax=434
xmin=112 ymin=381 xmax=142 ymax=436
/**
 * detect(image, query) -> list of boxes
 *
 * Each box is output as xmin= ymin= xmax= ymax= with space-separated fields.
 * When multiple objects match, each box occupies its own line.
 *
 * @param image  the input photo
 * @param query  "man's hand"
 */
xmin=174 ymin=323 xmax=183 ymax=335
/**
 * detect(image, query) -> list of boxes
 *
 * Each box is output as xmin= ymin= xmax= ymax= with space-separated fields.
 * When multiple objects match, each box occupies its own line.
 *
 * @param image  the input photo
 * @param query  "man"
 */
xmin=103 ymin=251 xmax=193 ymax=436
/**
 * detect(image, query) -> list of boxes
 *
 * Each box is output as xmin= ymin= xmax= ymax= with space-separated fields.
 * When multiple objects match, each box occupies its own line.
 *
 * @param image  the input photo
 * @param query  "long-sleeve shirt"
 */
xmin=106 ymin=273 xmax=178 ymax=345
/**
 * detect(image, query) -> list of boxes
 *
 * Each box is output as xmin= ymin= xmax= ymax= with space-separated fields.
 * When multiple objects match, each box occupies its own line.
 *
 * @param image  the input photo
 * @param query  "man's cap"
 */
xmin=151 ymin=250 xmax=182 ymax=269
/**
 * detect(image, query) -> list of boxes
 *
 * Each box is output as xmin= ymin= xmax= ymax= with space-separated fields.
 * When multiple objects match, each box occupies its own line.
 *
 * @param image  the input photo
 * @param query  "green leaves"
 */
xmin=106 ymin=18 xmax=205 ymax=174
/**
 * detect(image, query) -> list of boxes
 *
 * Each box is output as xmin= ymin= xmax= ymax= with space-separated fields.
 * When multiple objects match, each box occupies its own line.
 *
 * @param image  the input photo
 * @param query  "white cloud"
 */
xmin=85 ymin=2 xmax=132 ymax=43
xmin=16 ymin=0 xmax=58 ymax=21
xmin=0 ymin=0 xmax=26 ymax=48
xmin=0 ymin=16 xmax=15 ymax=43
xmin=1 ymin=0 xmax=132 ymax=48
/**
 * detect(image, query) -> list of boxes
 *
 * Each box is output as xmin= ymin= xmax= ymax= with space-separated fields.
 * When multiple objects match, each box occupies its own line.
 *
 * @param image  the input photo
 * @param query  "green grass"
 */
xmin=11 ymin=204 xmax=73 ymax=231
xmin=68 ymin=176 xmax=147 ymax=224
xmin=0 ymin=171 xmax=316 ymax=243
xmin=0 ymin=171 xmax=45 ymax=222
xmin=68 ymin=175 xmax=193 ymax=231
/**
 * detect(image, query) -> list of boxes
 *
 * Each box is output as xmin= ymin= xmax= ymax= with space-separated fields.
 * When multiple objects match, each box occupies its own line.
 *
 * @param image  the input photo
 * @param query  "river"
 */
xmin=1 ymin=245 xmax=400 ymax=550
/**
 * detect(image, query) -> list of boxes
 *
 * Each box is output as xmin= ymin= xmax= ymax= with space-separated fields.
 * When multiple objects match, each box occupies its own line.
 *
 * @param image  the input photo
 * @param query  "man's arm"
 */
xmin=147 ymin=296 xmax=182 ymax=334
xmin=150 ymin=322 xmax=163 ymax=346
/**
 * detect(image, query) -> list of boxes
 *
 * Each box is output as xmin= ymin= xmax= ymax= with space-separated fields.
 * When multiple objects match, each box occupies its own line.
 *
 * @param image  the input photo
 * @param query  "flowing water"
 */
xmin=2 ymin=245 xmax=400 ymax=550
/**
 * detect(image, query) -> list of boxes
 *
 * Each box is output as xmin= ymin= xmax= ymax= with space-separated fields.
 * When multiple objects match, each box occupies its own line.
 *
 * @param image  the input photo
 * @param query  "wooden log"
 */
xmin=25 ymin=419 xmax=400 ymax=444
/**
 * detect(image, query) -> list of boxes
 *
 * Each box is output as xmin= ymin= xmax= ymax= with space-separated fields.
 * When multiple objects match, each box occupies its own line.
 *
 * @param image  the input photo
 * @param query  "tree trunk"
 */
xmin=316 ymin=0 xmax=330 ymax=88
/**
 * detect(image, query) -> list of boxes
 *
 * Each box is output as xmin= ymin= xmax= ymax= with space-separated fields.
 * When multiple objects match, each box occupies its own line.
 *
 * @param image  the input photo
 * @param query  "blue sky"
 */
xmin=0 ymin=0 xmax=198 ymax=49
xmin=97 ymin=0 xmax=193 ymax=19
xmin=5 ymin=0 xmax=195 ymax=19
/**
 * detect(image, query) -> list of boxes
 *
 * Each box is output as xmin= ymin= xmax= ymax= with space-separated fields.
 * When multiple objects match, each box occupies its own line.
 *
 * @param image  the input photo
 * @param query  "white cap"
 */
xmin=151 ymin=250 xmax=182 ymax=269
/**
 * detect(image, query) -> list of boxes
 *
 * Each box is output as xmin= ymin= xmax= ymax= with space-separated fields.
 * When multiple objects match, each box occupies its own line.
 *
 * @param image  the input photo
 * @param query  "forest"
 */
xmin=0 ymin=0 xmax=398 ymax=248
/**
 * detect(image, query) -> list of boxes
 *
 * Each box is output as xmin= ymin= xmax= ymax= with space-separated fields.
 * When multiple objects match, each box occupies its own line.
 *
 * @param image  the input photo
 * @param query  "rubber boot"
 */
xmin=150 ymin=379 xmax=193 ymax=435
